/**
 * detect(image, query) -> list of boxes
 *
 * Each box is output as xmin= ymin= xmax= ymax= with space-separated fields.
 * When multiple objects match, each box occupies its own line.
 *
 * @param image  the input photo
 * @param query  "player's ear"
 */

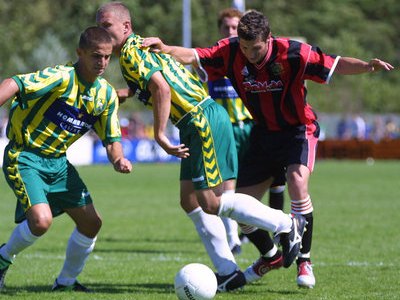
xmin=76 ymin=48 xmax=82 ymax=57
xmin=123 ymin=21 xmax=131 ymax=34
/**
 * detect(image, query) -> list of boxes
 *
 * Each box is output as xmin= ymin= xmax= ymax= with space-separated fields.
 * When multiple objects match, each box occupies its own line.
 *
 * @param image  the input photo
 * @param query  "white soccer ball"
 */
xmin=174 ymin=263 xmax=217 ymax=300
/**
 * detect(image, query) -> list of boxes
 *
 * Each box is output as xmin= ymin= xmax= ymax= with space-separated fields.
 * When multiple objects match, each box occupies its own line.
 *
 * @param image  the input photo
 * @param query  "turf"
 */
xmin=0 ymin=160 xmax=399 ymax=299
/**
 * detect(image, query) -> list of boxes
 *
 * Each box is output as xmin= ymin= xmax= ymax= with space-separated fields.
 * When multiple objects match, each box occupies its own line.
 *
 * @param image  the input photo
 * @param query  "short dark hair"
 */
xmin=238 ymin=10 xmax=270 ymax=41
xmin=217 ymin=8 xmax=243 ymax=29
xmin=79 ymin=26 xmax=112 ymax=49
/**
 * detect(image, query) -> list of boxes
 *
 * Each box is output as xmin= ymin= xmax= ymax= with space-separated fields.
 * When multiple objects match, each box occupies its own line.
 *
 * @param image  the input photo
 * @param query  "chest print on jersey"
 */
xmin=241 ymin=66 xmax=284 ymax=93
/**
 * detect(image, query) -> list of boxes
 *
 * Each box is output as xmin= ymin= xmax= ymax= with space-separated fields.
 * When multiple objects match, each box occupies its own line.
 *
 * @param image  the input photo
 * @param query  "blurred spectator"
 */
xmin=384 ymin=117 xmax=399 ymax=140
xmin=350 ymin=114 xmax=367 ymax=140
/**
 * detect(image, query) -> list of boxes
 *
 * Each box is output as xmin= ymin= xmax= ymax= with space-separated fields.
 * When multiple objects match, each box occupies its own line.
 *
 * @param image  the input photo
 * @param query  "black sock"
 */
xmin=245 ymin=229 xmax=275 ymax=256
xmin=269 ymin=191 xmax=284 ymax=210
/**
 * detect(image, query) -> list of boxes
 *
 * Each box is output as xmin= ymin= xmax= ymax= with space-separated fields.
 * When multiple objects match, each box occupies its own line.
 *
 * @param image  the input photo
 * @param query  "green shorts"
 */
xmin=178 ymin=99 xmax=238 ymax=190
xmin=2 ymin=145 xmax=92 ymax=223
xmin=232 ymin=119 xmax=253 ymax=167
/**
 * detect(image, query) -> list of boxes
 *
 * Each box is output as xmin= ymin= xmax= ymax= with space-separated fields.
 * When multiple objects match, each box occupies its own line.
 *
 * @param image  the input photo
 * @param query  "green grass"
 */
xmin=0 ymin=160 xmax=399 ymax=299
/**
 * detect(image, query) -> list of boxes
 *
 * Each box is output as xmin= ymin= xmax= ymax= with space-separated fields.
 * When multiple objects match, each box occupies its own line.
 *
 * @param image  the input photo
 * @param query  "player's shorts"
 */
xmin=237 ymin=122 xmax=319 ymax=188
xmin=2 ymin=145 xmax=93 ymax=223
xmin=231 ymin=119 xmax=253 ymax=167
xmin=178 ymin=98 xmax=238 ymax=190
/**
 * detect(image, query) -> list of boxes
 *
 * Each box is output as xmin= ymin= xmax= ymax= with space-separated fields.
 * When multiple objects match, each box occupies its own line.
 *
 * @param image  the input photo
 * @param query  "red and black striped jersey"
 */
xmin=195 ymin=36 xmax=340 ymax=131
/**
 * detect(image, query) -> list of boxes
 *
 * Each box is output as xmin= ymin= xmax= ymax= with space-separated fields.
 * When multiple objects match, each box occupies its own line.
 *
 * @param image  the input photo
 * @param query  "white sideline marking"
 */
xmin=21 ymin=253 xmax=395 ymax=267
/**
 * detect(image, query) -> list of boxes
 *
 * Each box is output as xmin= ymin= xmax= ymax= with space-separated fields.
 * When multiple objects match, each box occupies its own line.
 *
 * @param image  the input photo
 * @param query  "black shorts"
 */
xmin=236 ymin=122 xmax=319 ymax=188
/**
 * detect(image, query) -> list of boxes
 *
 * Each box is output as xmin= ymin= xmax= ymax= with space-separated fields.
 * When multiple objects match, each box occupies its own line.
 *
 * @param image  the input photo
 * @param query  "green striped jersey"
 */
xmin=8 ymin=63 xmax=121 ymax=156
xmin=120 ymin=33 xmax=209 ymax=124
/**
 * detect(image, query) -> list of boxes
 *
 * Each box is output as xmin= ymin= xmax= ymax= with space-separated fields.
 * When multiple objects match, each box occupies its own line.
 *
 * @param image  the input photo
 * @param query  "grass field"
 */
xmin=0 ymin=160 xmax=399 ymax=300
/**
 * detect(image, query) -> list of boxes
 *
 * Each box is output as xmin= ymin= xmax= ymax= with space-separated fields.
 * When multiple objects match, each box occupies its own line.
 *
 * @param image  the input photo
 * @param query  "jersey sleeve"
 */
xmin=92 ymin=83 xmax=122 ymax=145
xmin=120 ymin=44 xmax=163 ymax=91
xmin=303 ymin=45 xmax=339 ymax=84
xmin=195 ymin=38 xmax=231 ymax=82
xmin=12 ymin=66 xmax=64 ymax=109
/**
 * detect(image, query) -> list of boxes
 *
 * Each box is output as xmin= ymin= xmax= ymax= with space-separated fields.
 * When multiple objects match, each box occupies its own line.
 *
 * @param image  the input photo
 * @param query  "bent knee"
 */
xmin=28 ymin=216 xmax=53 ymax=236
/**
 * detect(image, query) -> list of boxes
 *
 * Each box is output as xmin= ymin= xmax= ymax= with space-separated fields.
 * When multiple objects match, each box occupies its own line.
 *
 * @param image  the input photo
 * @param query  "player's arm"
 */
xmin=142 ymin=37 xmax=197 ymax=66
xmin=335 ymin=57 xmax=394 ymax=75
xmin=105 ymin=141 xmax=132 ymax=173
xmin=0 ymin=78 xmax=19 ymax=106
xmin=148 ymin=71 xmax=189 ymax=158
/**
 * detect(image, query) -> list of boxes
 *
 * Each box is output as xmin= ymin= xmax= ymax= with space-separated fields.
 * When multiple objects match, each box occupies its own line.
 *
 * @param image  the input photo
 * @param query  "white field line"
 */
xmin=20 ymin=252 xmax=396 ymax=267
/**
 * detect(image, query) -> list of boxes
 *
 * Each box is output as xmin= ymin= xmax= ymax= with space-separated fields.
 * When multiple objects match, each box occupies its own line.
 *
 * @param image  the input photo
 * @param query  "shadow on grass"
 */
xmin=0 ymin=282 xmax=174 ymax=295
xmin=1 ymin=282 xmax=307 ymax=297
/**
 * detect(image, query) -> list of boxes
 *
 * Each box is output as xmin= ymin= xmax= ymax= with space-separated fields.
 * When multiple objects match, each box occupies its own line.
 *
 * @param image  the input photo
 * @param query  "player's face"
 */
xmin=77 ymin=42 xmax=112 ymax=82
xmin=219 ymin=16 xmax=240 ymax=38
xmin=239 ymin=37 xmax=269 ymax=64
xmin=96 ymin=11 xmax=128 ymax=53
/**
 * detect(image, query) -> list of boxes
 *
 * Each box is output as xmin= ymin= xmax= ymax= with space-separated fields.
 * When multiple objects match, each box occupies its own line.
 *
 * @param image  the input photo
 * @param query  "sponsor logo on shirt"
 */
xmin=44 ymin=100 xmax=98 ymax=134
xmin=243 ymin=80 xmax=284 ymax=93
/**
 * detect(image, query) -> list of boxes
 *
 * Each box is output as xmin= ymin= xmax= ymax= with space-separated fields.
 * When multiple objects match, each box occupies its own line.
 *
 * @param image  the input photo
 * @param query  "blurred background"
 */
xmin=0 ymin=0 xmax=399 ymax=162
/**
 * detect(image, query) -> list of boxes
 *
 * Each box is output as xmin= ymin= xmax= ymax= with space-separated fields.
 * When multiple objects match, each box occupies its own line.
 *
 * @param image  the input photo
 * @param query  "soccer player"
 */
xmin=0 ymin=26 xmax=132 ymax=292
xmin=96 ymin=2 xmax=306 ymax=292
xmin=209 ymin=7 xmax=288 ymax=258
xmin=142 ymin=10 xmax=394 ymax=288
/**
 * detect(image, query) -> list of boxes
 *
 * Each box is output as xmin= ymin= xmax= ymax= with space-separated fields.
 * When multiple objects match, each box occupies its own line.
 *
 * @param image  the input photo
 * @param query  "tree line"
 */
xmin=0 ymin=0 xmax=398 ymax=113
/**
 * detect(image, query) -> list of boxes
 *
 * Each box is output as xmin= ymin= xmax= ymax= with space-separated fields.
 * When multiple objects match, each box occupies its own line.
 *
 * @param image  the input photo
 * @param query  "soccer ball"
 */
xmin=174 ymin=263 xmax=217 ymax=300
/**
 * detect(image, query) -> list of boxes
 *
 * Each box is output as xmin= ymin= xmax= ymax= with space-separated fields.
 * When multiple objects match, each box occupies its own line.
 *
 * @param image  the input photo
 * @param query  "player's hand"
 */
xmin=155 ymin=133 xmax=189 ymax=159
xmin=117 ymin=88 xmax=131 ymax=104
xmin=142 ymin=37 xmax=166 ymax=54
xmin=113 ymin=157 xmax=133 ymax=173
xmin=368 ymin=58 xmax=394 ymax=72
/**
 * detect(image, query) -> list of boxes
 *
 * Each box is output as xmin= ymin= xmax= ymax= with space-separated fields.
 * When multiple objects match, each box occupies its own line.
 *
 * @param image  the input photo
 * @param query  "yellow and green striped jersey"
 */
xmin=8 ymin=63 xmax=121 ymax=157
xmin=207 ymin=78 xmax=252 ymax=123
xmin=120 ymin=33 xmax=209 ymax=124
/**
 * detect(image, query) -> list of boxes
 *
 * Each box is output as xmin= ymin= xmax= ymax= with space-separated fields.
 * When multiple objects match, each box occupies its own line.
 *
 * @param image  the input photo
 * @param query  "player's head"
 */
xmin=237 ymin=10 xmax=271 ymax=64
xmin=238 ymin=10 xmax=270 ymax=41
xmin=76 ymin=26 xmax=113 ymax=82
xmin=217 ymin=8 xmax=243 ymax=39
xmin=96 ymin=2 xmax=132 ymax=54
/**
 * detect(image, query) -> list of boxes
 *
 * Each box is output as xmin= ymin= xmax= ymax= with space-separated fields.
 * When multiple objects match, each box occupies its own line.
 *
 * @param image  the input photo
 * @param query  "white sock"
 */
xmin=56 ymin=228 xmax=97 ymax=286
xmin=0 ymin=220 xmax=39 ymax=262
xmin=218 ymin=193 xmax=292 ymax=234
xmin=221 ymin=217 xmax=241 ymax=249
xmin=188 ymin=207 xmax=237 ymax=276
xmin=221 ymin=189 xmax=241 ymax=248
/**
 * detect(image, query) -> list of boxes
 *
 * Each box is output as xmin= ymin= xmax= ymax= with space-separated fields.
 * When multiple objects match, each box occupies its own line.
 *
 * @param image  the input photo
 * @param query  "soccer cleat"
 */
xmin=0 ymin=244 xmax=12 ymax=290
xmin=278 ymin=214 xmax=306 ymax=268
xmin=52 ymin=279 xmax=92 ymax=292
xmin=230 ymin=244 xmax=242 ymax=256
xmin=297 ymin=261 xmax=315 ymax=288
xmin=244 ymin=251 xmax=283 ymax=283
xmin=215 ymin=270 xmax=246 ymax=292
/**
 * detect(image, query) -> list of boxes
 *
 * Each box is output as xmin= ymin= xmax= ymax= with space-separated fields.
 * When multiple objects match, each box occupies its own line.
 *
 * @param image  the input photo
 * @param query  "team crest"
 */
xmin=94 ymin=98 xmax=106 ymax=115
xmin=270 ymin=63 xmax=284 ymax=77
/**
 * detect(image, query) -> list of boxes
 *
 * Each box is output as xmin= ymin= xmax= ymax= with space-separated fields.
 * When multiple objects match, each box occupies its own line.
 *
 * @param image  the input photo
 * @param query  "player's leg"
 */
xmin=180 ymin=180 xmax=238 ymax=278
xmin=287 ymin=163 xmax=315 ymax=288
xmin=52 ymin=162 xmax=99 ymax=292
xmin=52 ymin=203 xmax=101 ymax=292
xmin=0 ymin=148 xmax=52 ymax=290
xmin=269 ymin=178 xmax=285 ymax=210
xmin=221 ymin=180 xmax=242 ymax=255
xmin=235 ymin=180 xmax=283 ymax=283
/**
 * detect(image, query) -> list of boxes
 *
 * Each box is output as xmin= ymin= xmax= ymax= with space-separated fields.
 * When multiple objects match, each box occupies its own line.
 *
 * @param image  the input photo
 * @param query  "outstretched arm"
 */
xmin=335 ymin=57 xmax=394 ymax=75
xmin=142 ymin=37 xmax=197 ymax=66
